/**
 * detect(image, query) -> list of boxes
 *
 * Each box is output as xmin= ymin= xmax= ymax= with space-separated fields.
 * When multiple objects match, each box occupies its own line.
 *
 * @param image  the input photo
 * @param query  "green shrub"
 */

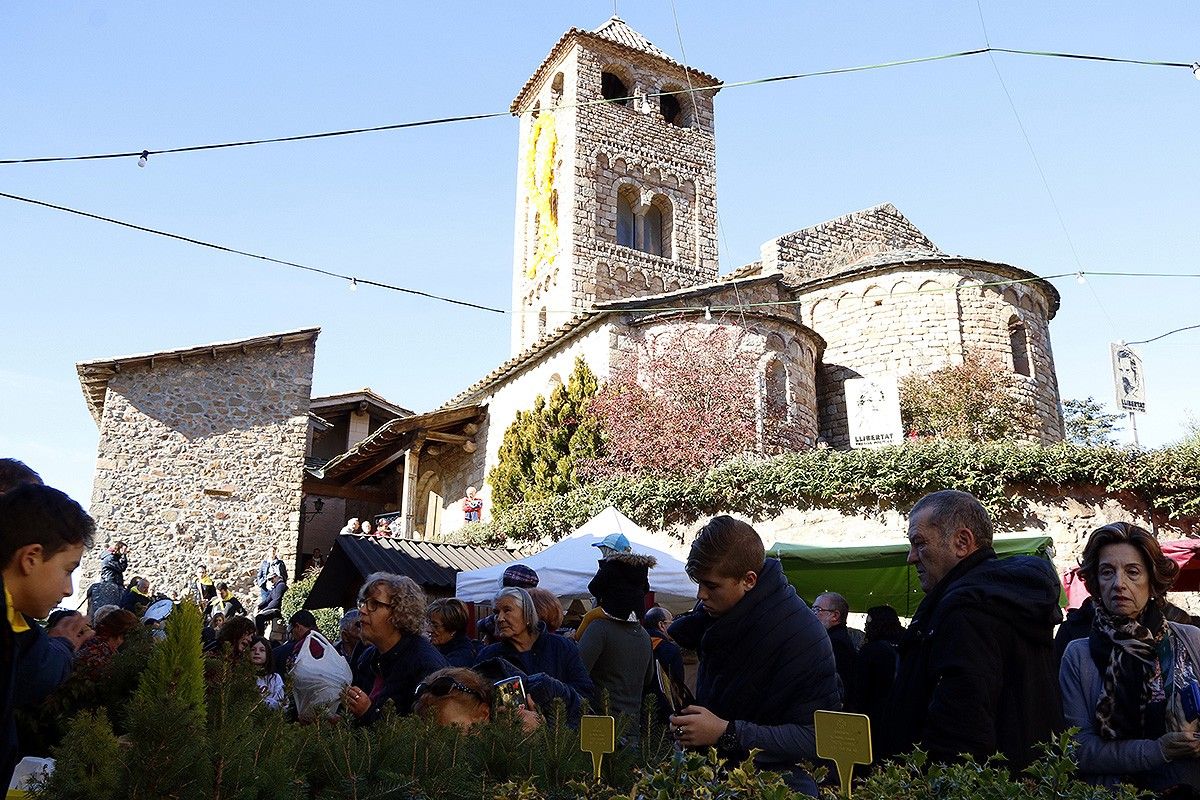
xmin=29 ymin=709 xmax=121 ymax=800
xmin=487 ymin=357 xmax=603 ymax=513
xmin=466 ymin=440 xmax=1200 ymax=545
xmin=283 ymin=570 xmax=342 ymax=640
xmin=825 ymin=733 xmax=1146 ymax=800
xmin=124 ymin=599 xmax=212 ymax=800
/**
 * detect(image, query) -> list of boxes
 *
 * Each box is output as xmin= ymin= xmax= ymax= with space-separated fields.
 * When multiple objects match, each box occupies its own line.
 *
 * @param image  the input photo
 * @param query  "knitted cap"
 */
xmin=501 ymin=564 xmax=540 ymax=588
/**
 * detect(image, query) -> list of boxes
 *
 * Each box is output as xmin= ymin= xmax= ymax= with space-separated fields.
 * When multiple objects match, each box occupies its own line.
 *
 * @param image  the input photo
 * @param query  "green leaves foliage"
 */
xmin=488 ymin=357 xmax=604 ymax=513
xmin=467 ymin=440 xmax=1200 ymax=546
xmin=900 ymin=351 xmax=1036 ymax=441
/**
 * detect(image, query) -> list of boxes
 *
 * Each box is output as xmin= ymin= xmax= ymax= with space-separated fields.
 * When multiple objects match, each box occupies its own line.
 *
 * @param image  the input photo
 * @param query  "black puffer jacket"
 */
xmin=99 ymin=549 xmax=127 ymax=585
xmin=669 ymin=558 xmax=840 ymax=795
xmin=879 ymin=548 xmax=1064 ymax=768
xmin=587 ymin=552 xmax=656 ymax=621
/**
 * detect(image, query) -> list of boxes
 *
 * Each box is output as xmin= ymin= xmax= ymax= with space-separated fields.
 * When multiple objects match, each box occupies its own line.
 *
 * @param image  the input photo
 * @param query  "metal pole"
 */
xmin=1129 ymin=411 xmax=1139 ymax=447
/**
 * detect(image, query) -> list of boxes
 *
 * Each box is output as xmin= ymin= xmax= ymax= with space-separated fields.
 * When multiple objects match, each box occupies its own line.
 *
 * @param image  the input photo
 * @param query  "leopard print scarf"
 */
xmin=1089 ymin=600 xmax=1167 ymax=741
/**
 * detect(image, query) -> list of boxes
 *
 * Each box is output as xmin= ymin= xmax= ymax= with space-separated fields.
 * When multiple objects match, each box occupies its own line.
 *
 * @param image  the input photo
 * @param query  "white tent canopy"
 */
xmin=454 ymin=507 xmax=698 ymax=612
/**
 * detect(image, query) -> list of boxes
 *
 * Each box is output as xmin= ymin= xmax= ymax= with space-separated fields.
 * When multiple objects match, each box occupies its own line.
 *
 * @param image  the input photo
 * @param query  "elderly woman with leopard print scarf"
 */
xmin=1060 ymin=522 xmax=1200 ymax=792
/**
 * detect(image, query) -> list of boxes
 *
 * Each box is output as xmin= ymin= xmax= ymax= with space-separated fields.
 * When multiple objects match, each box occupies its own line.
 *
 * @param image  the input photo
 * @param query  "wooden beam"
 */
xmin=302 ymin=480 xmax=390 ymax=504
xmin=425 ymin=431 xmax=471 ymax=445
xmin=345 ymin=445 xmax=409 ymax=487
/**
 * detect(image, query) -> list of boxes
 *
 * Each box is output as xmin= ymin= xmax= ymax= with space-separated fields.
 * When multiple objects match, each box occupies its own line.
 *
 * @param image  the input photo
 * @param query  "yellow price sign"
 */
xmin=814 ymin=710 xmax=872 ymax=798
xmin=579 ymin=715 xmax=615 ymax=781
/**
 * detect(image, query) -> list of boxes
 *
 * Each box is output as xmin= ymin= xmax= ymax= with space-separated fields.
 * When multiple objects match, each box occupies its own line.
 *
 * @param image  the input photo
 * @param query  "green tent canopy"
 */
xmin=767 ymin=533 xmax=1055 ymax=617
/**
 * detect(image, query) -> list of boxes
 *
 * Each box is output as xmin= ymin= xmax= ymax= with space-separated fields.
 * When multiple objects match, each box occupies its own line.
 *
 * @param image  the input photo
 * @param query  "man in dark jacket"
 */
xmin=669 ymin=516 xmax=840 ymax=796
xmin=254 ymin=574 xmax=287 ymax=635
xmin=879 ymin=489 xmax=1063 ymax=769
xmin=813 ymin=591 xmax=857 ymax=704
xmin=98 ymin=541 xmax=128 ymax=586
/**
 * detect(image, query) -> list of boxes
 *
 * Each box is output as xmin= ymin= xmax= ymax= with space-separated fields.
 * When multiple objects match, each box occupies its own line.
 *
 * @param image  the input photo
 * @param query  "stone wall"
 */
xmin=510 ymin=34 xmax=720 ymax=354
xmin=763 ymin=203 xmax=939 ymax=281
xmin=83 ymin=340 xmax=315 ymax=606
xmin=795 ymin=263 xmax=1063 ymax=446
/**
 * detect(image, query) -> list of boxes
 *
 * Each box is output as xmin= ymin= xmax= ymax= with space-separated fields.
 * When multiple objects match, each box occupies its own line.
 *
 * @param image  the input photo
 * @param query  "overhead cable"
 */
xmin=0 ymin=46 xmax=1193 ymax=167
xmin=0 ymin=190 xmax=506 ymax=314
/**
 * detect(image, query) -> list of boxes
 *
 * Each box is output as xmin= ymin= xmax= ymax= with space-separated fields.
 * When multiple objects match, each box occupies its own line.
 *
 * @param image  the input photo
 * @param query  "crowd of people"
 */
xmin=4 ymin=453 xmax=1200 ymax=796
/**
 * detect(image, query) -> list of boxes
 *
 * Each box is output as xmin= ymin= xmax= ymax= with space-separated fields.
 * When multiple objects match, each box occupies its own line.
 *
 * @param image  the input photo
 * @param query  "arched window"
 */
xmin=661 ymin=94 xmax=682 ymax=125
xmin=550 ymin=72 xmax=564 ymax=107
xmin=1009 ymin=315 xmax=1031 ymax=376
xmin=601 ymin=72 xmax=629 ymax=105
xmin=659 ymin=84 xmax=692 ymax=127
xmin=644 ymin=203 xmax=664 ymax=256
xmin=538 ymin=307 xmax=548 ymax=337
xmin=616 ymin=188 xmax=636 ymax=248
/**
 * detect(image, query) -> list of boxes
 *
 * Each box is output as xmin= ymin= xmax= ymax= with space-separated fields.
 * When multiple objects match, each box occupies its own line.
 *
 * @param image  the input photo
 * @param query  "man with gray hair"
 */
xmin=878 ymin=489 xmax=1062 ymax=768
xmin=812 ymin=591 xmax=857 ymax=704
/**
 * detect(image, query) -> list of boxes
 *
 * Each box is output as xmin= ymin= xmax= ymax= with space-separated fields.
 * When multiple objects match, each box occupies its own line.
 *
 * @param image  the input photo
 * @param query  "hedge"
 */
xmin=467 ymin=441 xmax=1200 ymax=546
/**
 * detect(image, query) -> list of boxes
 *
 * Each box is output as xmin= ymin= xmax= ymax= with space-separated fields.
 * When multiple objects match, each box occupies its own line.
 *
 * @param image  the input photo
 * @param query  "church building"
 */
xmin=77 ymin=18 xmax=1065 ymax=591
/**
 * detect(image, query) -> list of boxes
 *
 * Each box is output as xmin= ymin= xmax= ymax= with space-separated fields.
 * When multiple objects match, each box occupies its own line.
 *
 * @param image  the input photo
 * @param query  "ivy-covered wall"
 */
xmin=468 ymin=441 xmax=1200 ymax=606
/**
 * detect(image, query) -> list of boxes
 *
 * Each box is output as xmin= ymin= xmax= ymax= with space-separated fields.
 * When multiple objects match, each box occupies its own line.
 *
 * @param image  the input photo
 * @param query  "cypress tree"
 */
xmin=488 ymin=357 xmax=603 ymax=512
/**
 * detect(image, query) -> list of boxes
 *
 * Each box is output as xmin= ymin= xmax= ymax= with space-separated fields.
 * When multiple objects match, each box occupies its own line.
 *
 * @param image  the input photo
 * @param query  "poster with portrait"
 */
xmin=1111 ymin=343 xmax=1147 ymax=413
xmin=845 ymin=376 xmax=903 ymax=449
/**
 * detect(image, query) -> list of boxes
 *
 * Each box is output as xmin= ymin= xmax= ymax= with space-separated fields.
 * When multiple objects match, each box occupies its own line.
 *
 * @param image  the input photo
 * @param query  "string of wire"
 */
xmin=0 ymin=190 xmax=506 ymax=314
xmin=0 ymin=46 xmax=1191 ymax=166
xmin=7 ymin=181 xmax=1197 ymax=317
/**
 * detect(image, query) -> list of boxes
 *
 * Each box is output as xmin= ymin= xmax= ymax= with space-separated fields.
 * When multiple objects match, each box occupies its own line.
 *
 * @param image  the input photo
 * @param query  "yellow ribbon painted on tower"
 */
xmin=524 ymin=111 xmax=558 ymax=279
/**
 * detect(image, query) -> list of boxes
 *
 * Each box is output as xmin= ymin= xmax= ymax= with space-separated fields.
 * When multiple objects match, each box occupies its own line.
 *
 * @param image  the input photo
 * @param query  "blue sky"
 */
xmin=2 ymin=2 xmax=1197 ymax=507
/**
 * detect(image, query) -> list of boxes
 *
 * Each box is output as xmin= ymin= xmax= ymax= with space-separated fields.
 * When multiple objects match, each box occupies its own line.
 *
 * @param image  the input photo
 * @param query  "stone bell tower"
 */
xmin=508 ymin=16 xmax=723 ymax=354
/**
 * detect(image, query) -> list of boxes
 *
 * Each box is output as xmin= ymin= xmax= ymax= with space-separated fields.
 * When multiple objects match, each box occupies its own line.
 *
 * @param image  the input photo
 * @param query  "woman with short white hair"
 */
xmin=476 ymin=587 xmax=594 ymax=708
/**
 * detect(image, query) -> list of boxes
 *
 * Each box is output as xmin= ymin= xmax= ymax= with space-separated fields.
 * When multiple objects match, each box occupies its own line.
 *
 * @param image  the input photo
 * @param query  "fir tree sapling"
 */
xmin=125 ymin=599 xmax=213 ymax=800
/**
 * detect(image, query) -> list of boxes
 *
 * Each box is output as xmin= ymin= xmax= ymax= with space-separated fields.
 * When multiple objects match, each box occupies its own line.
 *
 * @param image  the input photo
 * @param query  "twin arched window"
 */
xmin=616 ymin=185 xmax=670 ymax=258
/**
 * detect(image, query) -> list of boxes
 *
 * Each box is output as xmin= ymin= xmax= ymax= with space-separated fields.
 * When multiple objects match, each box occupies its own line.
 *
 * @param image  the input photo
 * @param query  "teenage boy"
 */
xmin=668 ymin=516 xmax=840 ymax=796
xmin=0 ymin=483 xmax=95 ymax=790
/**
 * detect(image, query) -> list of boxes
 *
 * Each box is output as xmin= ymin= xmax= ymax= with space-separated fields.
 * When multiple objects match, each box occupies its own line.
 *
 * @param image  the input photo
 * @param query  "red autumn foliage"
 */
xmin=583 ymin=325 xmax=805 ymax=478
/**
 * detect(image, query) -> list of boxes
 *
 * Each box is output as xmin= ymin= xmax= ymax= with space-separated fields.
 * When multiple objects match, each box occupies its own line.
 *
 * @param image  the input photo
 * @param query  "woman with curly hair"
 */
xmin=1060 ymin=522 xmax=1200 ymax=792
xmin=341 ymin=572 xmax=447 ymax=724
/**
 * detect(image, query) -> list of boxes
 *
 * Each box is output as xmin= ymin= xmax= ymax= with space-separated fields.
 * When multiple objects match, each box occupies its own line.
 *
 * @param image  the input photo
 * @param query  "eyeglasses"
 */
xmin=812 ymin=606 xmax=832 ymax=614
xmin=357 ymin=597 xmax=395 ymax=614
xmin=414 ymin=676 xmax=485 ymax=702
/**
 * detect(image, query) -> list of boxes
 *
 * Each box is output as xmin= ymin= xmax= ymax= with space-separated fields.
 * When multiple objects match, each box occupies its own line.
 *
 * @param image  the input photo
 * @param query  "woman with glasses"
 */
xmin=414 ymin=667 xmax=540 ymax=731
xmin=475 ymin=587 xmax=595 ymax=710
xmin=341 ymin=572 xmax=448 ymax=724
xmin=426 ymin=598 xmax=477 ymax=667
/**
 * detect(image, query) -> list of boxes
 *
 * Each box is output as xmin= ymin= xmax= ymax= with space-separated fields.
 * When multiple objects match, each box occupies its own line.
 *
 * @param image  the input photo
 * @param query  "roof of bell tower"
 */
xmin=510 ymin=16 xmax=721 ymax=113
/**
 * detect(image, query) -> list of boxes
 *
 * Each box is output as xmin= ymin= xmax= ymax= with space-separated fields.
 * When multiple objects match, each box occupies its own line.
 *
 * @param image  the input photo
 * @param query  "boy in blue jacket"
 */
xmin=669 ymin=516 xmax=840 ymax=796
xmin=0 ymin=483 xmax=95 ymax=791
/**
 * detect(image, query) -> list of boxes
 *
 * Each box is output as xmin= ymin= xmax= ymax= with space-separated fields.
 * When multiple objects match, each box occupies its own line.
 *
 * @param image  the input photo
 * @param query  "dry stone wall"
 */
xmin=762 ymin=203 xmax=938 ymax=281
xmin=796 ymin=263 xmax=1063 ymax=447
xmin=83 ymin=342 xmax=315 ymax=606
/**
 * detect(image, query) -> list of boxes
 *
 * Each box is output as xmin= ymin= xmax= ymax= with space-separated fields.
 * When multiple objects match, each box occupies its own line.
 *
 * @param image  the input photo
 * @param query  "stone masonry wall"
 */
xmin=510 ymin=37 xmax=719 ymax=354
xmin=797 ymin=264 xmax=1062 ymax=447
xmin=83 ymin=342 xmax=315 ymax=606
xmin=763 ymin=203 xmax=938 ymax=281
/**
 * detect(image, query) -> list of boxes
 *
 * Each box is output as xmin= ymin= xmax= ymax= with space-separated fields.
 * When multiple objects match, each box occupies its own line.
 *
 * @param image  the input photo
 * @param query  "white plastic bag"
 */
xmin=290 ymin=630 xmax=352 ymax=722
xmin=10 ymin=756 xmax=54 ymax=791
